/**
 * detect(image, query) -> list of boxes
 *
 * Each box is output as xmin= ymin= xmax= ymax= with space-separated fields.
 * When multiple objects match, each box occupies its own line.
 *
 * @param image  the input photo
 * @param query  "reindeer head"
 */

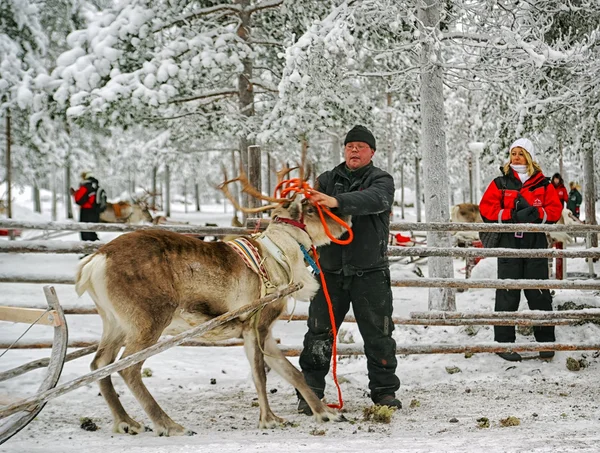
xmin=218 ymin=150 xmax=351 ymax=246
xmin=301 ymin=199 xmax=352 ymax=247
xmin=268 ymin=198 xmax=351 ymax=247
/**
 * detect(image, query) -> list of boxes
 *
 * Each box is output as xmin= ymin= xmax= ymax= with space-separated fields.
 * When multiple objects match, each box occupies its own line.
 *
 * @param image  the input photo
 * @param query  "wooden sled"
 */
xmin=0 ymin=286 xmax=68 ymax=445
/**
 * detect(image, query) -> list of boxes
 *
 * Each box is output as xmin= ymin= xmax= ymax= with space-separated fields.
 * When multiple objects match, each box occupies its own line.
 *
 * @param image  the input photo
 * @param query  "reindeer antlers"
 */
xmin=219 ymin=164 xmax=289 ymax=214
xmin=218 ymin=142 xmax=313 ymax=213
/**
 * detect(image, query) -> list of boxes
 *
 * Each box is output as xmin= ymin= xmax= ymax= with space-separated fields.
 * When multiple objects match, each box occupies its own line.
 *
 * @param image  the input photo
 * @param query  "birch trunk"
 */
xmin=237 ymin=0 xmax=255 ymax=215
xmin=415 ymin=156 xmax=422 ymax=223
xmin=151 ymin=165 xmax=158 ymax=211
xmin=165 ymin=164 xmax=171 ymax=217
xmin=418 ymin=0 xmax=455 ymax=311
xmin=400 ymin=162 xmax=405 ymax=219
xmin=65 ymin=161 xmax=73 ymax=219
xmin=583 ymin=144 xmax=597 ymax=247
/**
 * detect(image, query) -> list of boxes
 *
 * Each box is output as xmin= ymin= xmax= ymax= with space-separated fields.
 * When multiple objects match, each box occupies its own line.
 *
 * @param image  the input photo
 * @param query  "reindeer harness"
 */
xmin=226 ymin=216 xmax=318 ymax=297
xmin=226 ymin=236 xmax=292 ymax=297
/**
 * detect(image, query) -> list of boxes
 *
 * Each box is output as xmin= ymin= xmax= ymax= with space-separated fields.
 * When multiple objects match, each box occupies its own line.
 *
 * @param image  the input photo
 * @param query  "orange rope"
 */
xmin=311 ymin=245 xmax=343 ymax=409
xmin=274 ymin=177 xmax=352 ymax=410
xmin=274 ymin=178 xmax=353 ymax=245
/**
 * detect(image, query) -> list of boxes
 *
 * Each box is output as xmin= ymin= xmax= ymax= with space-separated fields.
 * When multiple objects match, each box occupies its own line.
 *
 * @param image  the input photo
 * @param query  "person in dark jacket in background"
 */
xmin=567 ymin=182 xmax=582 ymax=218
xmin=479 ymin=138 xmax=563 ymax=362
xmin=551 ymin=173 xmax=568 ymax=208
xmin=72 ymin=171 xmax=101 ymax=241
xmin=297 ymin=125 xmax=400 ymax=414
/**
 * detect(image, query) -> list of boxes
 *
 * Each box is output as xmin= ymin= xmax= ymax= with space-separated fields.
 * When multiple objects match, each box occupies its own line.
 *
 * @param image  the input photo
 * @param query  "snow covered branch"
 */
xmin=170 ymin=89 xmax=239 ymax=104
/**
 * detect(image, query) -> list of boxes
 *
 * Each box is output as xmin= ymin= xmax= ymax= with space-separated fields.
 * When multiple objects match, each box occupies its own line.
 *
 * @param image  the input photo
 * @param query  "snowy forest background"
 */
xmin=1 ymin=0 xmax=600 ymax=216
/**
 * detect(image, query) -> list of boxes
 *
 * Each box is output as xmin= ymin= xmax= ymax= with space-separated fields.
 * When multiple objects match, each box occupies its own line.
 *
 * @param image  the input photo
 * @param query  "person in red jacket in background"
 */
xmin=72 ymin=171 xmax=100 ymax=241
xmin=551 ymin=173 xmax=568 ymax=208
xmin=479 ymin=138 xmax=563 ymax=362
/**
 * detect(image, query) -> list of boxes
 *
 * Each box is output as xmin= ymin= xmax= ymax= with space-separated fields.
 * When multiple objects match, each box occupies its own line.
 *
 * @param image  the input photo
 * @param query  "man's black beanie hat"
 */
xmin=344 ymin=125 xmax=376 ymax=151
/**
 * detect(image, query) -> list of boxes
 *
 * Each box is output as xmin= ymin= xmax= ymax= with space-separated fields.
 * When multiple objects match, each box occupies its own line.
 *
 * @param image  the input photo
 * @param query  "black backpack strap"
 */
xmin=527 ymin=178 xmax=549 ymax=192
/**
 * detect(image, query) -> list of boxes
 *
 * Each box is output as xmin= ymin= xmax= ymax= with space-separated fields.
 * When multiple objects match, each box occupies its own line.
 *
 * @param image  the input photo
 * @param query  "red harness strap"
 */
xmin=272 ymin=215 xmax=306 ymax=231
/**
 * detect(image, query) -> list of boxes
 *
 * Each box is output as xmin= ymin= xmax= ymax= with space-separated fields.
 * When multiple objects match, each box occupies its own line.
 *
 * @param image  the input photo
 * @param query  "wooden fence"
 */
xmin=1 ymin=218 xmax=599 ymax=355
xmin=1 ymin=218 xmax=599 ymax=443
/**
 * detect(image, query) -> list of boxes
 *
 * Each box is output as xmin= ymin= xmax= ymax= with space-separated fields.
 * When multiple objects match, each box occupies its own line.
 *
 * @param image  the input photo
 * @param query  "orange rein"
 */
xmin=274 ymin=177 xmax=352 ymax=410
xmin=273 ymin=178 xmax=353 ymax=245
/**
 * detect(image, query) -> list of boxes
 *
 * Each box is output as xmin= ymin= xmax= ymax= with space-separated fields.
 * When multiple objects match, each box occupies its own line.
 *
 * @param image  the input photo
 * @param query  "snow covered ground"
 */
xmin=1 ymin=192 xmax=600 ymax=452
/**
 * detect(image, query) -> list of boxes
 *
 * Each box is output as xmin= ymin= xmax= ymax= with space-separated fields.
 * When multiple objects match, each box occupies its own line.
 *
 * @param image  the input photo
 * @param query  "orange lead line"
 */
xmin=275 ymin=176 xmax=353 ymax=410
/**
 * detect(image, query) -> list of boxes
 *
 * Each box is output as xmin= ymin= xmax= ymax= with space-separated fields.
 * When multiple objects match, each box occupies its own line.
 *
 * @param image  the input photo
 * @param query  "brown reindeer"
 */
xmin=100 ymin=201 xmax=153 ymax=224
xmin=451 ymin=203 xmax=581 ymax=246
xmin=450 ymin=203 xmax=483 ymax=245
xmin=75 ymin=171 xmax=349 ymax=435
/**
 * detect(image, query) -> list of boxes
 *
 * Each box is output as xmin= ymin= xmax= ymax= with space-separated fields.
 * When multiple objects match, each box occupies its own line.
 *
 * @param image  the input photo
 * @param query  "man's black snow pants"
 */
xmin=299 ymin=270 xmax=400 ymax=402
xmin=495 ymin=256 xmax=555 ymax=343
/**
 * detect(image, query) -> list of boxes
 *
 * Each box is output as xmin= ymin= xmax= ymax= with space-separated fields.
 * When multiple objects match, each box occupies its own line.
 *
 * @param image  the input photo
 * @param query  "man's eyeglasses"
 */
xmin=345 ymin=144 xmax=371 ymax=152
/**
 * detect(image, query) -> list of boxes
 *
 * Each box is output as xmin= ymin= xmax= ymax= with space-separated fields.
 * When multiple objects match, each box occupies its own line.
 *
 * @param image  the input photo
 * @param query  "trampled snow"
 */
xmin=1 ymin=195 xmax=600 ymax=453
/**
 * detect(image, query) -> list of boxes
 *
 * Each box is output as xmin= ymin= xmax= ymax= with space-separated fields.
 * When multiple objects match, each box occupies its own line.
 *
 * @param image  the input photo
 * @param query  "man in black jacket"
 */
xmin=297 ymin=125 xmax=400 ymax=414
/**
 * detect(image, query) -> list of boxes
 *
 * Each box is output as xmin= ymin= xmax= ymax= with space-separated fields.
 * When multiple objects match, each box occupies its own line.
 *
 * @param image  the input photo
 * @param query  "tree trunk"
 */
xmin=65 ymin=161 xmax=73 ymax=219
xmin=386 ymin=92 xmax=393 ymax=175
xmin=266 ymin=153 xmax=273 ymax=197
xmin=468 ymin=154 xmax=473 ymax=203
xmin=33 ymin=184 xmax=41 ymax=213
xmin=583 ymin=145 xmax=597 ymax=247
xmin=247 ymin=145 xmax=262 ymax=218
xmin=51 ymin=166 xmax=57 ymax=221
xmin=5 ymin=112 xmax=13 ymax=240
xmin=151 ymin=165 xmax=158 ymax=211
xmin=558 ymin=137 xmax=564 ymax=181
xmin=230 ymin=149 xmax=239 ymax=218
xmin=331 ymin=134 xmax=341 ymax=169
xmin=419 ymin=0 xmax=455 ymax=311
xmin=237 ymin=0 xmax=255 ymax=216
xmin=400 ymin=162 xmax=405 ymax=219
xmin=183 ymin=178 xmax=188 ymax=214
xmin=195 ymin=182 xmax=200 ymax=212
xmin=415 ymin=156 xmax=422 ymax=223
xmin=165 ymin=165 xmax=171 ymax=217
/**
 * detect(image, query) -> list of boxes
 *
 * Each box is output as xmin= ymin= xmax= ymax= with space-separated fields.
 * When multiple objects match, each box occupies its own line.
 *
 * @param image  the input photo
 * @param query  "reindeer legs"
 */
xmin=91 ymin=327 xmax=148 ymax=435
xmin=262 ymin=333 xmax=342 ymax=423
xmin=242 ymin=325 xmax=284 ymax=429
xmin=118 ymin=332 xmax=195 ymax=437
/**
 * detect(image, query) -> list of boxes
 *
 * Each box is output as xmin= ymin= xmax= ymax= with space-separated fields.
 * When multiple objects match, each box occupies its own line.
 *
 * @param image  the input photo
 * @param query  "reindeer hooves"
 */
xmin=155 ymin=423 xmax=196 ymax=437
xmin=258 ymin=414 xmax=285 ymax=429
xmin=113 ymin=418 xmax=147 ymax=435
xmin=314 ymin=410 xmax=345 ymax=423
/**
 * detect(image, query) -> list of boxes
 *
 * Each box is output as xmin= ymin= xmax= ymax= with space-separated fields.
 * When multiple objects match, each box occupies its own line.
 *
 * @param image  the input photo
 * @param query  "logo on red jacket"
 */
xmin=533 ymin=198 xmax=542 ymax=207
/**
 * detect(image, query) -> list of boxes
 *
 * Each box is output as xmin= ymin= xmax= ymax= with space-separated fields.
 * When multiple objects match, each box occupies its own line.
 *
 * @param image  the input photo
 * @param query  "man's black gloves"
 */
xmin=512 ymin=206 xmax=540 ymax=223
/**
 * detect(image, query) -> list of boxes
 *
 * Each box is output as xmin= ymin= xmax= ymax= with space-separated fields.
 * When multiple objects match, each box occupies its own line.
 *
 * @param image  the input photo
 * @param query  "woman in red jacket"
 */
xmin=551 ymin=173 xmax=569 ymax=208
xmin=479 ymin=138 xmax=563 ymax=362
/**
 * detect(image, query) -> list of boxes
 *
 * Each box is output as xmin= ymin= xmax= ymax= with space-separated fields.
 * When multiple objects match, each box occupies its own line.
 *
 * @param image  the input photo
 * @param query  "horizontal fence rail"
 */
xmin=13 ymin=306 xmax=600 ymax=323
xmin=247 ymin=218 xmax=600 ymax=234
xmin=390 ymin=278 xmax=599 ymax=290
xmin=387 ymin=246 xmax=600 ymax=259
xmin=0 ymin=219 xmax=249 ymax=236
xmin=2 ymin=241 xmax=600 ymax=259
xmin=280 ymin=342 xmax=600 ymax=357
xmin=4 ymin=219 xmax=597 ymax=235
xmin=0 ymin=338 xmax=279 ymax=350
xmin=388 ymin=222 xmax=600 ymax=233
xmin=411 ymin=309 xmax=600 ymax=319
xmin=1 ymin=275 xmax=598 ymax=289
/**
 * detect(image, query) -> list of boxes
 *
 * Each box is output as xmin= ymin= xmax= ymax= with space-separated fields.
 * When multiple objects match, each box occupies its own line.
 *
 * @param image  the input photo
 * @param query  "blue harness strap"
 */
xmin=299 ymin=244 xmax=320 ymax=275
